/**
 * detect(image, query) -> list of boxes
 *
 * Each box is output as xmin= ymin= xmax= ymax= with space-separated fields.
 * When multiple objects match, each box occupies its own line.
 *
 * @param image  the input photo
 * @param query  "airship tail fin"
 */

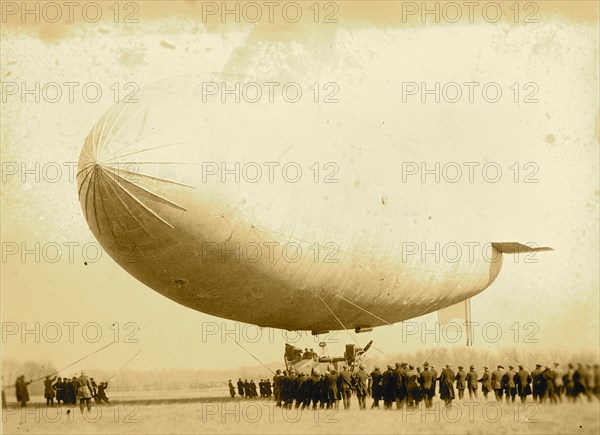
xmin=492 ymin=242 xmax=553 ymax=254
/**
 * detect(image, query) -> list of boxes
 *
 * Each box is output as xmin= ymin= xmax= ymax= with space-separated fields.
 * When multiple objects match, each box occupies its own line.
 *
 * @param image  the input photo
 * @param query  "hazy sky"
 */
xmin=1 ymin=1 xmax=598 ymax=374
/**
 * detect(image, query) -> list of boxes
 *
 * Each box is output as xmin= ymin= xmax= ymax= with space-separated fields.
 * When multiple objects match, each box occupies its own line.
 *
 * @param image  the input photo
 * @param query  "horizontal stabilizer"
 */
xmin=492 ymin=242 xmax=553 ymax=254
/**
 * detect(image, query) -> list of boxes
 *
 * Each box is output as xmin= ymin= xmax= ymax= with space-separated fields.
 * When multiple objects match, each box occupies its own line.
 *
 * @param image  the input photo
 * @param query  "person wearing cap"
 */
xmin=90 ymin=377 xmax=97 ymax=399
xmin=63 ymin=376 xmax=75 ymax=404
xmin=382 ymin=364 xmax=395 ymax=409
xmin=563 ymin=363 xmax=575 ymax=401
xmin=455 ymin=366 xmax=466 ymax=400
xmin=53 ymin=377 xmax=65 ymax=406
xmin=338 ymin=364 xmax=355 ymax=410
xmin=279 ymin=373 xmax=289 ymax=407
xmin=439 ymin=364 xmax=455 ymax=406
xmin=573 ymin=363 xmax=591 ymax=402
xmin=419 ymin=362 xmax=435 ymax=408
xmin=326 ymin=369 xmax=339 ymax=409
xmin=319 ymin=372 xmax=329 ymax=408
xmin=414 ymin=367 xmax=423 ymax=406
xmin=465 ymin=365 xmax=479 ymax=399
xmin=355 ymin=364 xmax=370 ymax=409
xmin=287 ymin=371 xmax=298 ymax=407
xmin=553 ymin=362 xmax=564 ymax=402
xmin=308 ymin=370 xmax=320 ymax=409
xmin=491 ymin=365 xmax=505 ymax=401
xmin=430 ymin=365 xmax=438 ymax=397
xmin=515 ymin=365 xmax=532 ymax=402
xmin=542 ymin=366 xmax=557 ymax=404
xmin=296 ymin=371 xmax=309 ymax=408
xmin=531 ymin=364 xmax=545 ymax=402
xmin=502 ymin=365 xmax=517 ymax=403
xmin=405 ymin=365 xmax=419 ymax=408
xmin=273 ymin=371 xmax=283 ymax=406
xmin=250 ymin=378 xmax=258 ymax=398
xmin=370 ymin=365 xmax=383 ymax=408
xmin=43 ymin=375 xmax=57 ymax=407
xmin=479 ymin=366 xmax=492 ymax=400
xmin=392 ymin=362 xmax=406 ymax=410
xmin=77 ymin=371 xmax=94 ymax=412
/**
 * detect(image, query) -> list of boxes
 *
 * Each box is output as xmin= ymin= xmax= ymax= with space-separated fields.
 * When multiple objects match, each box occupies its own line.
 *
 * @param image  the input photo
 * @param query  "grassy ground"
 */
xmin=2 ymin=397 xmax=599 ymax=434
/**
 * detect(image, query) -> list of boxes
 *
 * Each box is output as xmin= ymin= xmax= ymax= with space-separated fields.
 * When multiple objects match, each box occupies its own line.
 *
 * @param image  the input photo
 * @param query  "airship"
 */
xmin=77 ymin=74 xmax=551 ymax=333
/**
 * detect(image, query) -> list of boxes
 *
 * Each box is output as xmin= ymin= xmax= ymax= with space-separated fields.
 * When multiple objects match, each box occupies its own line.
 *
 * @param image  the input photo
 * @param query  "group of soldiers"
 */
xmin=12 ymin=372 xmax=109 ymax=411
xmin=248 ymin=361 xmax=600 ymax=410
xmin=228 ymin=379 xmax=273 ymax=398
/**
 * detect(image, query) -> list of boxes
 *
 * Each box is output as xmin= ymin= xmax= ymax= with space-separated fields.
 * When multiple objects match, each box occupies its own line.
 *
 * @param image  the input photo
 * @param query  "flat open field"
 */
xmin=3 ymin=397 xmax=599 ymax=434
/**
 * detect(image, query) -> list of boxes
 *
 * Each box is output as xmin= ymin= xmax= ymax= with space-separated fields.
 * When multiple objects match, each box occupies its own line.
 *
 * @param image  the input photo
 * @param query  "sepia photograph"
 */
xmin=1 ymin=1 xmax=599 ymax=433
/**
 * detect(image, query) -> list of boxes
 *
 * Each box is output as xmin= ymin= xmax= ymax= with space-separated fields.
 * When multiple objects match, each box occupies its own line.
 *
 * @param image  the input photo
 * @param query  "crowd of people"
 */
xmin=230 ymin=361 xmax=600 ymax=410
xmin=228 ymin=379 xmax=274 ymax=398
xmin=12 ymin=372 xmax=109 ymax=411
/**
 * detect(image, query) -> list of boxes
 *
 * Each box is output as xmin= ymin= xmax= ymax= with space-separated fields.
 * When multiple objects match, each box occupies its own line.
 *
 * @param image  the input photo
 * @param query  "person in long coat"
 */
xmin=53 ymin=377 xmax=65 ymax=405
xmin=455 ymin=366 xmax=466 ymax=399
xmin=370 ymin=366 xmax=383 ymax=408
xmin=419 ymin=363 xmax=435 ymax=408
xmin=355 ymin=364 xmax=370 ymax=409
xmin=439 ymin=364 xmax=456 ymax=405
xmin=479 ymin=366 xmax=492 ymax=399
xmin=309 ymin=371 xmax=321 ymax=409
xmin=77 ymin=371 xmax=94 ymax=412
xmin=326 ymin=370 xmax=339 ymax=409
xmin=465 ymin=366 xmax=479 ymax=399
xmin=491 ymin=365 xmax=505 ymax=401
xmin=382 ymin=365 xmax=395 ymax=409
xmin=15 ymin=376 xmax=31 ymax=407
xmin=44 ymin=375 xmax=57 ymax=407
xmin=502 ymin=365 xmax=517 ymax=403
xmin=515 ymin=365 xmax=532 ymax=402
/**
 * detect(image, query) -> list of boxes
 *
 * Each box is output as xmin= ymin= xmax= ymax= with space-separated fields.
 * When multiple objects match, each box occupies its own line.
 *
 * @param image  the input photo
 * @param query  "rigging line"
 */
xmin=107 ymin=350 xmax=142 ymax=381
xmin=231 ymin=340 xmax=275 ymax=375
xmin=317 ymin=295 xmax=389 ymax=358
xmin=316 ymin=295 xmax=358 ymax=344
xmin=326 ymin=290 xmax=393 ymax=326
xmin=423 ymin=348 xmax=437 ymax=364
xmin=492 ymin=343 xmax=523 ymax=365
xmin=322 ymin=291 xmax=390 ymax=357
xmin=517 ymin=343 xmax=543 ymax=366
xmin=27 ymin=341 xmax=117 ymax=384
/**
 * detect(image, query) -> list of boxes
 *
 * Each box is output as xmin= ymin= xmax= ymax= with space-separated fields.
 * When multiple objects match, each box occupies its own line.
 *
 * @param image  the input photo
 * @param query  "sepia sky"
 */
xmin=1 ymin=1 xmax=598 ymax=375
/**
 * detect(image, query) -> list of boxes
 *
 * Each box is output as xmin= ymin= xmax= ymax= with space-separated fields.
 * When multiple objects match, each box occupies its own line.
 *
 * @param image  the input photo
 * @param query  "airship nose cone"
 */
xmin=76 ymin=100 xmax=193 ymax=261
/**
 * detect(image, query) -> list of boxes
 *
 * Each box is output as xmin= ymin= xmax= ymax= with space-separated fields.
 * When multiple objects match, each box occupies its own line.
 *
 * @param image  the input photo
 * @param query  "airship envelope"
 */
xmin=77 ymin=74 xmax=551 ymax=332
